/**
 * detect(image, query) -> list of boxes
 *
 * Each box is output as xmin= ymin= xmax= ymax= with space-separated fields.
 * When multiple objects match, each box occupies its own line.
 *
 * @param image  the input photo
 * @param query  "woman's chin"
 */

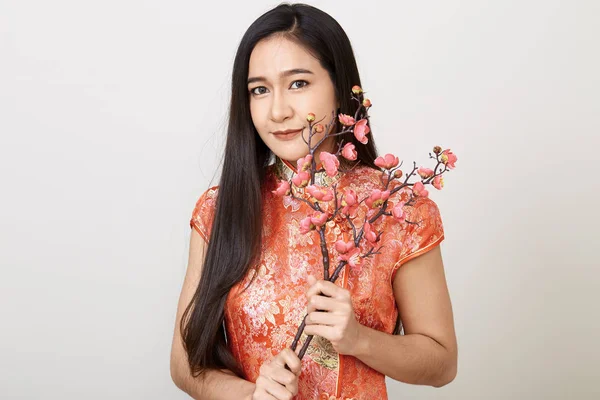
xmin=271 ymin=146 xmax=310 ymax=164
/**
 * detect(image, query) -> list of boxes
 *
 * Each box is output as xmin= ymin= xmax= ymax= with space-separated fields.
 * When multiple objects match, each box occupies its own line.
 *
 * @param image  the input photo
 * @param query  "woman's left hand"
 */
xmin=303 ymin=275 xmax=365 ymax=356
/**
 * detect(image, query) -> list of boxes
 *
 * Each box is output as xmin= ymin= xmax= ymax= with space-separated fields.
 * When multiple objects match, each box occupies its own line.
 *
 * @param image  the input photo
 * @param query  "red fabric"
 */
xmin=190 ymin=160 xmax=444 ymax=399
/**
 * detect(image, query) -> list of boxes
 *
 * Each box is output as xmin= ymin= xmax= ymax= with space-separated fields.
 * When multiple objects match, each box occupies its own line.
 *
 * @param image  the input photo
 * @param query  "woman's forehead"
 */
xmin=248 ymin=37 xmax=323 ymax=81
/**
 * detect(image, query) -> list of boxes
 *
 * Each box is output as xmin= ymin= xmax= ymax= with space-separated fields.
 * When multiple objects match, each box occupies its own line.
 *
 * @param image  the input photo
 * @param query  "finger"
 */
xmin=304 ymin=324 xmax=335 ymax=341
xmin=258 ymin=375 xmax=291 ymax=400
xmin=293 ymin=344 xmax=301 ymax=358
xmin=267 ymin=367 xmax=298 ymax=395
xmin=273 ymin=348 xmax=302 ymax=376
xmin=307 ymin=274 xmax=317 ymax=287
xmin=281 ymin=348 xmax=302 ymax=376
xmin=306 ymin=279 xmax=347 ymax=300
xmin=253 ymin=385 xmax=278 ymax=400
xmin=306 ymin=311 xmax=339 ymax=326
xmin=306 ymin=294 xmax=338 ymax=314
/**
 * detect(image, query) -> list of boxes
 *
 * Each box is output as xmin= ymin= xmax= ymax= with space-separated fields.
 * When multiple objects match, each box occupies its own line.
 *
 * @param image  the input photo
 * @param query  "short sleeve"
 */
xmin=390 ymin=196 xmax=445 ymax=282
xmin=189 ymin=186 xmax=219 ymax=243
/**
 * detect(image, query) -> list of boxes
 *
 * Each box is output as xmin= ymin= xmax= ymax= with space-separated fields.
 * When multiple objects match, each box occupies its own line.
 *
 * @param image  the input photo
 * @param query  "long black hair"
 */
xmin=181 ymin=2 xmax=380 ymax=379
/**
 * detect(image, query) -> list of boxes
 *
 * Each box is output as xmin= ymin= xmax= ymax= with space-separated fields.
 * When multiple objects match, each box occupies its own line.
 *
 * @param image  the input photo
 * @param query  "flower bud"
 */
xmin=418 ymin=167 xmax=434 ymax=179
xmin=306 ymin=113 xmax=316 ymax=122
xmin=314 ymin=124 xmax=324 ymax=133
xmin=338 ymin=113 xmax=356 ymax=126
xmin=362 ymin=98 xmax=372 ymax=107
xmin=394 ymin=170 xmax=403 ymax=178
xmin=352 ymin=85 xmax=363 ymax=95
xmin=341 ymin=142 xmax=357 ymax=161
xmin=433 ymin=146 xmax=442 ymax=154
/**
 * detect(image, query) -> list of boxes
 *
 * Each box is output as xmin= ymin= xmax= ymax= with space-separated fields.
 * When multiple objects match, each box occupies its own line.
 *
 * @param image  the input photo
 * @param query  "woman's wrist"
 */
xmin=350 ymin=323 xmax=372 ymax=358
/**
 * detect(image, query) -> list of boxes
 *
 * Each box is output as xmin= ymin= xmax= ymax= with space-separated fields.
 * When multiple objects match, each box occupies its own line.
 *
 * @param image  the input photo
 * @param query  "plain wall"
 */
xmin=1 ymin=0 xmax=598 ymax=398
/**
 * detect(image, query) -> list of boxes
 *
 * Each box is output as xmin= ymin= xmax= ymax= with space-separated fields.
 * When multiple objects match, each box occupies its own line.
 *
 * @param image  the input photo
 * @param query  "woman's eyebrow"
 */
xmin=247 ymin=68 xmax=314 ymax=85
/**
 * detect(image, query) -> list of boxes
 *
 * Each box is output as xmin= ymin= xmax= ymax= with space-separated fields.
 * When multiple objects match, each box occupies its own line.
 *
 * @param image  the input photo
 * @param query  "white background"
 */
xmin=1 ymin=0 xmax=599 ymax=399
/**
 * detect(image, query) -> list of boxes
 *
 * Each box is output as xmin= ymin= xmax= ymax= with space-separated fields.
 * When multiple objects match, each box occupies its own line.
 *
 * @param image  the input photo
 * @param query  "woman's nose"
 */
xmin=269 ymin=91 xmax=293 ymax=122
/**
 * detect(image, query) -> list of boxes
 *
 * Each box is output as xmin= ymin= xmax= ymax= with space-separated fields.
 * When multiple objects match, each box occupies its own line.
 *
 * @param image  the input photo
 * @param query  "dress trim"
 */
xmin=334 ymin=266 xmax=350 ymax=397
xmin=389 ymin=235 xmax=445 ymax=283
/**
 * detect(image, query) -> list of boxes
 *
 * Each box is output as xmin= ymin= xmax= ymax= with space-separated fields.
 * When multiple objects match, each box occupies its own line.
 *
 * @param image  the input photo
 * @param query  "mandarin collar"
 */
xmin=273 ymin=155 xmax=343 ymax=188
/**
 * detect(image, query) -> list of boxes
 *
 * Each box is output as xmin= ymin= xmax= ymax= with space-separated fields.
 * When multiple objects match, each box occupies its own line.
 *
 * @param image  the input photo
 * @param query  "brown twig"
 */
xmin=288 ymin=184 xmax=319 ymax=212
xmin=286 ymin=89 xmax=453 ymax=366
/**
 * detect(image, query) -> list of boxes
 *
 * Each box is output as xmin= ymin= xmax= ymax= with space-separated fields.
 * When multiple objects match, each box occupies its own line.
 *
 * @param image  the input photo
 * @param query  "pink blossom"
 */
xmin=292 ymin=170 xmax=310 ymax=188
xmin=392 ymin=202 xmax=406 ymax=221
xmin=272 ymin=180 xmax=290 ymax=196
xmin=342 ymin=189 xmax=358 ymax=207
xmin=365 ymin=189 xmax=390 ymax=208
xmin=319 ymin=151 xmax=340 ymax=177
xmin=343 ymin=189 xmax=358 ymax=206
xmin=363 ymin=222 xmax=378 ymax=243
xmin=374 ymin=154 xmax=400 ymax=169
xmin=418 ymin=167 xmax=434 ymax=179
xmin=299 ymin=216 xmax=314 ymax=234
xmin=335 ymin=240 xmax=355 ymax=254
xmin=338 ymin=246 xmax=361 ymax=267
xmin=338 ymin=113 xmax=356 ymax=126
xmin=433 ymin=176 xmax=444 ymax=190
xmin=298 ymin=213 xmax=328 ymax=234
xmin=343 ymin=247 xmax=362 ymax=267
xmin=353 ymin=119 xmax=370 ymax=144
xmin=310 ymin=212 xmax=328 ymax=227
xmin=297 ymin=154 xmax=313 ymax=172
xmin=341 ymin=143 xmax=357 ymax=161
xmin=412 ymin=181 xmax=429 ymax=197
xmin=441 ymin=149 xmax=457 ymax=169
xmin=341 ymin=189 xmax=359 ymax=217
xmin=306 ymin=185 xmax=334 ymax=202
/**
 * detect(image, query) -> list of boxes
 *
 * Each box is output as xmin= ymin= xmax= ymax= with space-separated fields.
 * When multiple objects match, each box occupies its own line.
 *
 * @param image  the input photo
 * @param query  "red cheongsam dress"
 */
xmin=190 ymin=156 xmax=444 ymax=399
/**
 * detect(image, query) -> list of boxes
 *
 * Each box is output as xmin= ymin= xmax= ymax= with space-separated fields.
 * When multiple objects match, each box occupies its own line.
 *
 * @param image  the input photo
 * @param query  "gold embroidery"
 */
xmin=307 ymin=334 xmax=339 ymax=370
xmin=273 ymin=156 xmax=343 ymax=188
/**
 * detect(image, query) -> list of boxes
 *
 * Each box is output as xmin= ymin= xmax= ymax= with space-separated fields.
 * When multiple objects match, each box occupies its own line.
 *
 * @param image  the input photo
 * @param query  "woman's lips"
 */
xmin=273 ymin=128 xmax=303 ymax=141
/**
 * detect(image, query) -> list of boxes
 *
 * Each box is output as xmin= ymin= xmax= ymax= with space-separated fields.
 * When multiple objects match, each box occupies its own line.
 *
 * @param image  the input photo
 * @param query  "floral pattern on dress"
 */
xmin=190 ymin=157 xmax=444 ymax=399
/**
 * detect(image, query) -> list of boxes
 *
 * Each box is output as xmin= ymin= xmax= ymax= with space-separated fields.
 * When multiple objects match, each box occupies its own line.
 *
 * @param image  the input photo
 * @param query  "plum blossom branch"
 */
xmin=272 ymin=84 xmax=458 ymax=363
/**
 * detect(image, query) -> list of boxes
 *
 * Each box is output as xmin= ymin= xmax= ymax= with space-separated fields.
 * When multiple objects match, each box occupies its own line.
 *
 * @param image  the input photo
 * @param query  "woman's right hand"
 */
xmin=252 ymin=347 xmax=302 ymax=400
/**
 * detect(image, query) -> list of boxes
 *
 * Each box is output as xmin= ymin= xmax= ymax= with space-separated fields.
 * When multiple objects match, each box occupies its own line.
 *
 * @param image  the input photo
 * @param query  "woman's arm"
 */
xmin=352 ymin=246 xmax=458 ymax=387
xmin=170 ymin=228 xmax=256 ymax=399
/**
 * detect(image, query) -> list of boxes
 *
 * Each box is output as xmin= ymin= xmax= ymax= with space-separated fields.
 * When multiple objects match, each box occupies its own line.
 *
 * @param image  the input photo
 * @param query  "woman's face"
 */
xmin=247 ymin=36 xmax=338 ymax=166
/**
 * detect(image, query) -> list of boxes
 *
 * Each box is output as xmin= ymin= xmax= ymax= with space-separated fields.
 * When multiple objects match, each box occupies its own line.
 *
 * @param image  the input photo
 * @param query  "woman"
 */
xmin=170 ymin=3 xmax=457 ymax=399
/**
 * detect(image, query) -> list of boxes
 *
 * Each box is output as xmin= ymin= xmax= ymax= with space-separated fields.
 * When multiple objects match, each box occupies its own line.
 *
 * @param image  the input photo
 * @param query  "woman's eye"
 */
xmin=250 ymin=87 xmax=267 ymax=96
xmin=291 ymin=80 xmax=308 ymax=89
xmin=249 ymin=80 xmax=309 ymax=96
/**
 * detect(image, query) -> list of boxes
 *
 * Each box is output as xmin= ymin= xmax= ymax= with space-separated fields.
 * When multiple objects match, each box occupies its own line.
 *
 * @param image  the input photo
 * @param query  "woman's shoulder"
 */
xmin=193 ymin=185 xmax=219 ymax=209
xmin=348 ymin=166 xmax=444 ymax=232
xmin=191 ymin=185 xmax=219 ymax=223
xmin=190 ymin=185 xmax=220 ymax=241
